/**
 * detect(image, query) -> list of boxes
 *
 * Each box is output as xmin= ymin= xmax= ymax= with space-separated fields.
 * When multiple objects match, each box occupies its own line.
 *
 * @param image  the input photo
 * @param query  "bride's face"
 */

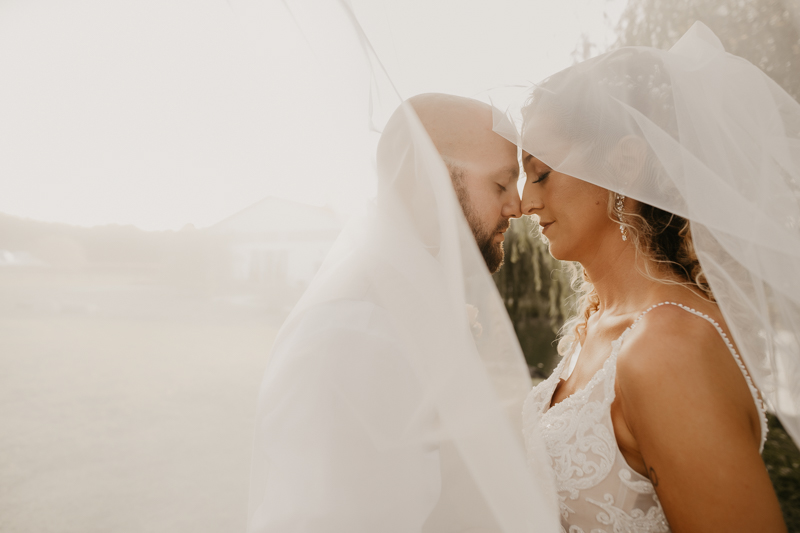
xmin=521 ymin=151 xmax=617 ymax=262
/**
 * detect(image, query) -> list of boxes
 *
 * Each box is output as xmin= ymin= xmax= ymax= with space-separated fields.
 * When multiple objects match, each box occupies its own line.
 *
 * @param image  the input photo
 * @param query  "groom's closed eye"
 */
xmin=496 ymin=166 xmax=520 ymax=191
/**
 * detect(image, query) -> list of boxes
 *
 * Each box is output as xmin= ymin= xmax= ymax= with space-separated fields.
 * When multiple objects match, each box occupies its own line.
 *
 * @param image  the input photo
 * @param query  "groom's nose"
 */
xmin=501 ymin=191 xmax=522 ymax=219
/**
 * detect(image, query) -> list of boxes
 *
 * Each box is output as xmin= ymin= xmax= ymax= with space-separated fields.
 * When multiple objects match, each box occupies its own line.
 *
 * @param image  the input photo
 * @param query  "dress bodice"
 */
xmin=522 ymin=302 xmax=768 ymax=533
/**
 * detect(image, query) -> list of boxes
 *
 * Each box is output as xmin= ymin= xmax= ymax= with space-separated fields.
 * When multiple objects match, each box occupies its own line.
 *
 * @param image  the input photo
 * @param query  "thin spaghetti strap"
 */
xmin=628 ymin=301 xmax=768 ymax=451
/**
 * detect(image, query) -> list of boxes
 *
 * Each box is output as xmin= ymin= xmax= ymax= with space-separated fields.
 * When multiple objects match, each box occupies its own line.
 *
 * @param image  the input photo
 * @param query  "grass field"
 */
xmin=0 ymin=307 xmax=276 ymax=532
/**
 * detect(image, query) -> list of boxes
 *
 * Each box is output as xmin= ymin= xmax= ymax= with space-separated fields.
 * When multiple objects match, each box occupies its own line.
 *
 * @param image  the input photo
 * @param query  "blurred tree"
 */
xmin=615 ymin=0 xmax=800 ymax=101
xmin=764 ymin=413 xmax=800 ymax=531
xmin=493 ymin=216 xmax=575 ymax=378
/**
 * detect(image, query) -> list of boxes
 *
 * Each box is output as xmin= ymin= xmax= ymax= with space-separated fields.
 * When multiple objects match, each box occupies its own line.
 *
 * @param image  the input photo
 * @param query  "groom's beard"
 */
xmin=453 ymin=179 xmax=508 ymax=274
xmin=474 ymin=217 xmax=509 ymax=274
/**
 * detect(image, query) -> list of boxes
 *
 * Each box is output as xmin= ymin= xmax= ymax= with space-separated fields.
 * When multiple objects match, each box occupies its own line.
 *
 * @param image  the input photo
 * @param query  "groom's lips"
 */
xmin=495 ymin=220 xmax=511 ymax=241
xmin=540 ymin=221 xmax=554 ymax=234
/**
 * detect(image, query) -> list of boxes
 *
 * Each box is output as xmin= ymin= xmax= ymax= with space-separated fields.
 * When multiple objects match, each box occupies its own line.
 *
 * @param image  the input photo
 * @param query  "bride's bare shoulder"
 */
xmin=614 ymin=301 xmax=759 ymax=438
xmin=616 ymin=302 xmax=727 ymax=377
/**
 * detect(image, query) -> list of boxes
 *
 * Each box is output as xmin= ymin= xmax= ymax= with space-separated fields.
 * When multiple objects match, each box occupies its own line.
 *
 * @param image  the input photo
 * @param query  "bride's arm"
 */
xmin=615 ymin=305 xmax=786 ymax=532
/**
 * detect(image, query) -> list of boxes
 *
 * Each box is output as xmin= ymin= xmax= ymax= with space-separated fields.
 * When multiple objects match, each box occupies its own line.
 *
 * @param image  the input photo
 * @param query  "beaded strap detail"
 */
xmin=627 ymin=302 xmax=768 ymax=452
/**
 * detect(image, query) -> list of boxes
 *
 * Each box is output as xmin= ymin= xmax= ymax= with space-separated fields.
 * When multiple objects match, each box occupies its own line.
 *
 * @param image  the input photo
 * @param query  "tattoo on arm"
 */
xmin=643 ymin=460 xmax=659 ymax=487
xmin=648 ymin=466 xmax=659 ymax=487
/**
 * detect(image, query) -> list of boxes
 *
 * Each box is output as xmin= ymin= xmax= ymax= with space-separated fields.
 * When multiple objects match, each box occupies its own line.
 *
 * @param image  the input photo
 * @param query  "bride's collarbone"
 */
xmin=550 ymin=317 xmax=632 ymax=405
xmin=577 ymin=313 xmax=637 ymax=362
xmin=552 ymin=301 xmax=718 ymax=404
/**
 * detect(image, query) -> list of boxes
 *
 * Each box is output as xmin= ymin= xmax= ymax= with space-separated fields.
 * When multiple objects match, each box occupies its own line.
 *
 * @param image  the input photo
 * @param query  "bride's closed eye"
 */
xmin=531 ymin=171 xmax=550 ymax=184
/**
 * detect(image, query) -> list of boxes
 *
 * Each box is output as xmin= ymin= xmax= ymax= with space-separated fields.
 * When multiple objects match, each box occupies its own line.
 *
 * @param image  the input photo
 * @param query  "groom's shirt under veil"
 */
xmin=247 ymin=103 xmax=559 ymax=532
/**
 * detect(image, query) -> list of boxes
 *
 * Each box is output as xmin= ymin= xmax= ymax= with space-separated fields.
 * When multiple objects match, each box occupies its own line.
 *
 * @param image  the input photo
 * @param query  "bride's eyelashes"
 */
xmin=532 ymin=171 xmax=550 ymax=184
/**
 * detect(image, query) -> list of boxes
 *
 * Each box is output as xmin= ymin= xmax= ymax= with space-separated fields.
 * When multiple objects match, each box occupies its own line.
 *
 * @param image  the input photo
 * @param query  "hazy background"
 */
xmin=0 ymin=195 xmax=342 ymax=530
xmin=4 ymin=0 xmax=799 ymax=531
xmin=0 ymin=0 xmax=623 ymax=231
xmin=0 ymin=0 xmax=621 ymax=523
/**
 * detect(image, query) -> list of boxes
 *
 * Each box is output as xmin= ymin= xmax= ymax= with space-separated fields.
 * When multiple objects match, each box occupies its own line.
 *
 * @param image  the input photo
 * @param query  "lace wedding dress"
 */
xmin=522 ymin=302 xmax=768 ymax=533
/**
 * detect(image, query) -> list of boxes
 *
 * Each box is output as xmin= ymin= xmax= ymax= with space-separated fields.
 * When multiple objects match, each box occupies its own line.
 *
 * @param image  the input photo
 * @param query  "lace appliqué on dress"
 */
xmin=523 ymin=302 xmax=769 ymax=533
xmin=583 ymin=471 xmax=669 ymax=533
xmin=542 ymin=351 xmax=618 ymax=502
xmin=524 ymin=338 xmax=671 ymax=532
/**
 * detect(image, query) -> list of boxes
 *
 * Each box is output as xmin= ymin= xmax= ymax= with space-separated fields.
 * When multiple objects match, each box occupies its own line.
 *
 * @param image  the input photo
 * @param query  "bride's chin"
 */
xmin=546 ymin=241 xmax=572 ymax=262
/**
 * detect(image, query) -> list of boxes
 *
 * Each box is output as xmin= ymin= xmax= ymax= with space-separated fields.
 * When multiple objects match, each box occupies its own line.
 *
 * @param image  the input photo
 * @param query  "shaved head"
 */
xmin=407 ymin=93 xmax=498 ymax=172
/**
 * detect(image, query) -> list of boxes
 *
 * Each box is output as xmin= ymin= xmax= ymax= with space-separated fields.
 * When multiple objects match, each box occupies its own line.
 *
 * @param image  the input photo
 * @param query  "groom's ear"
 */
xmin=609 ymin=135 xmax=647 ymax=184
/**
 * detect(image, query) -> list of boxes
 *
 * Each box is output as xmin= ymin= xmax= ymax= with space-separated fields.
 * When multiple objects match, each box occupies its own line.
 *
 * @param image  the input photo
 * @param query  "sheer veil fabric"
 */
xmin=248 ymin=101 xmax=559 ymax=532
xmin=494 ymin=22 xmax=800 ymax=445
xmin=245 ymin=6 xmax=560 ymax=530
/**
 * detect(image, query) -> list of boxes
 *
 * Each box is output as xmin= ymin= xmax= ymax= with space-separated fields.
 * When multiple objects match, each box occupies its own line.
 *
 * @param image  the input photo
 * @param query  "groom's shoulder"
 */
xmin=299 ymin=297 xmax=390 ymax=334
xmin=275 ymin=295 xmax=400 ymax=356
xmin=265 ymin=297 xmax=408 ymax=379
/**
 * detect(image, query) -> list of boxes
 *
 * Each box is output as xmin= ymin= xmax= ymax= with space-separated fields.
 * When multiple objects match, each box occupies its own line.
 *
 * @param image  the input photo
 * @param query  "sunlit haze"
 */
xmin=0 ymin=0 xmax=624 ymax=231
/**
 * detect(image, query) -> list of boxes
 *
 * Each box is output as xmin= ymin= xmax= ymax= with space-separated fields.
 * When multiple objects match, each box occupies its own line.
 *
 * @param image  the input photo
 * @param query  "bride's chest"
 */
xmin=545 ymin=324 xmax=621 ymax=400
xmin=521 ymin=343 xmax=670 ymax=533
xmin=548 ymin=344 xmax=612 ymax=407
xmin=524 ymin=350 xmax=616 ymax=446
xmin=522 ymin=337 xmax=646 ymax=481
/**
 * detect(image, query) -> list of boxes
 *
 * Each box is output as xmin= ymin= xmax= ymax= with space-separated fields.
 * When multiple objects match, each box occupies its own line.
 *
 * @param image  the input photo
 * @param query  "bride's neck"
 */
xmin=581 ymin=243 xmax=675 ymax=317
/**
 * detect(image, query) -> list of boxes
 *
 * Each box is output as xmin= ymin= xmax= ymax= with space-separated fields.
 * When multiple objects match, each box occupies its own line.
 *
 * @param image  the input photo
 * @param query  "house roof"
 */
xmin=210 ymin=196 xmax=344 ymax=236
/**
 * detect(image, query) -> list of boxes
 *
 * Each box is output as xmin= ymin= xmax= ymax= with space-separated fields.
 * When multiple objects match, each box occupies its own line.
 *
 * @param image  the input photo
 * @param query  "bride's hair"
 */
xmin=558 ymin=196 xmax=713 ymax=354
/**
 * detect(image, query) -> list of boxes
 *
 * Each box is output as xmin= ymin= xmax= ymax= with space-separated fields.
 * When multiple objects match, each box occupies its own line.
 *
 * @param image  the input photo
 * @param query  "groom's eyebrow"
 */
xmin=500 ymin=165 xmax=520 ymax=183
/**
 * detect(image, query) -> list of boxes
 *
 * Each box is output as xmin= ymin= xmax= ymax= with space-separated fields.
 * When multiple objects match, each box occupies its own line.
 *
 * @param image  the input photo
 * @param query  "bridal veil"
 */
xmin=494 ymin=21 xmax=800 ymax=446
xmin=244 ymin=2 xmax=559 ymax=531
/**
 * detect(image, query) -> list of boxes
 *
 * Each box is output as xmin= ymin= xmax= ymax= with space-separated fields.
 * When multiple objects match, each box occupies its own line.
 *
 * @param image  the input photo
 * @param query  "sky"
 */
xmin=0 ymin=0 xmax=625 ymax=231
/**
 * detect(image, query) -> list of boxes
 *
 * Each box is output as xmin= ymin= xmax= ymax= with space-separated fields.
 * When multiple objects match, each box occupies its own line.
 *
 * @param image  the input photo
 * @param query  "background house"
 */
xmin=210 ymin=196 xmax=344 ymax=297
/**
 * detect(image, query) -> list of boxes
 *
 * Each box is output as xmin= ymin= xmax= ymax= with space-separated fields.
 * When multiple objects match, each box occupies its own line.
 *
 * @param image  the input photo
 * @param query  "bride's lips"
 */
xmin=540 ymin=221 xmax=554 ymax=234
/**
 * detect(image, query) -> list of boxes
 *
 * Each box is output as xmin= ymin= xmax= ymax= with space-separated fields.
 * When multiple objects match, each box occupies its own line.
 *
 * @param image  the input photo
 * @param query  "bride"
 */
xmin=506 ymin=22 xmax=796 ymax=532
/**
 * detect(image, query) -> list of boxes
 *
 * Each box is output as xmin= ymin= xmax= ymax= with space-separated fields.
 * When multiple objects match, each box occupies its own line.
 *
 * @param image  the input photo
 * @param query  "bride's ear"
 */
xmin=609 ymin=135 xmax=647 ymax=184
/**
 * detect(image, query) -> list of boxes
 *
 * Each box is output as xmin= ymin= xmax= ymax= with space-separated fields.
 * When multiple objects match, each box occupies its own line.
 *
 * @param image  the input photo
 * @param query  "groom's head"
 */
xmin=409 ymin=93 xmax=521 ymax=273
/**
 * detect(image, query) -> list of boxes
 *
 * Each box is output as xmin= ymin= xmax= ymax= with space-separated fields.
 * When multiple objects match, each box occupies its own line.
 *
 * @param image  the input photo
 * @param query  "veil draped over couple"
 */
xmin=246 ymin=8 xmax=800 ymax=533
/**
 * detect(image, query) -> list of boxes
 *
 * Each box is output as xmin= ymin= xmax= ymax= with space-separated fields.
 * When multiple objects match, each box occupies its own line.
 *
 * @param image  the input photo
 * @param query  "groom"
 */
xmin=247 ymin=93 xmax=524 ymax=532
xmin=407 ymin=93 xmax=522 ymax=272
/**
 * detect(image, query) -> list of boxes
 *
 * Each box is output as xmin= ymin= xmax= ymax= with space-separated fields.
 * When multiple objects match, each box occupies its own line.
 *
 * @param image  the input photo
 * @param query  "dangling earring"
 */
xmin=615 ymin=194 xmax=628 ymax=241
